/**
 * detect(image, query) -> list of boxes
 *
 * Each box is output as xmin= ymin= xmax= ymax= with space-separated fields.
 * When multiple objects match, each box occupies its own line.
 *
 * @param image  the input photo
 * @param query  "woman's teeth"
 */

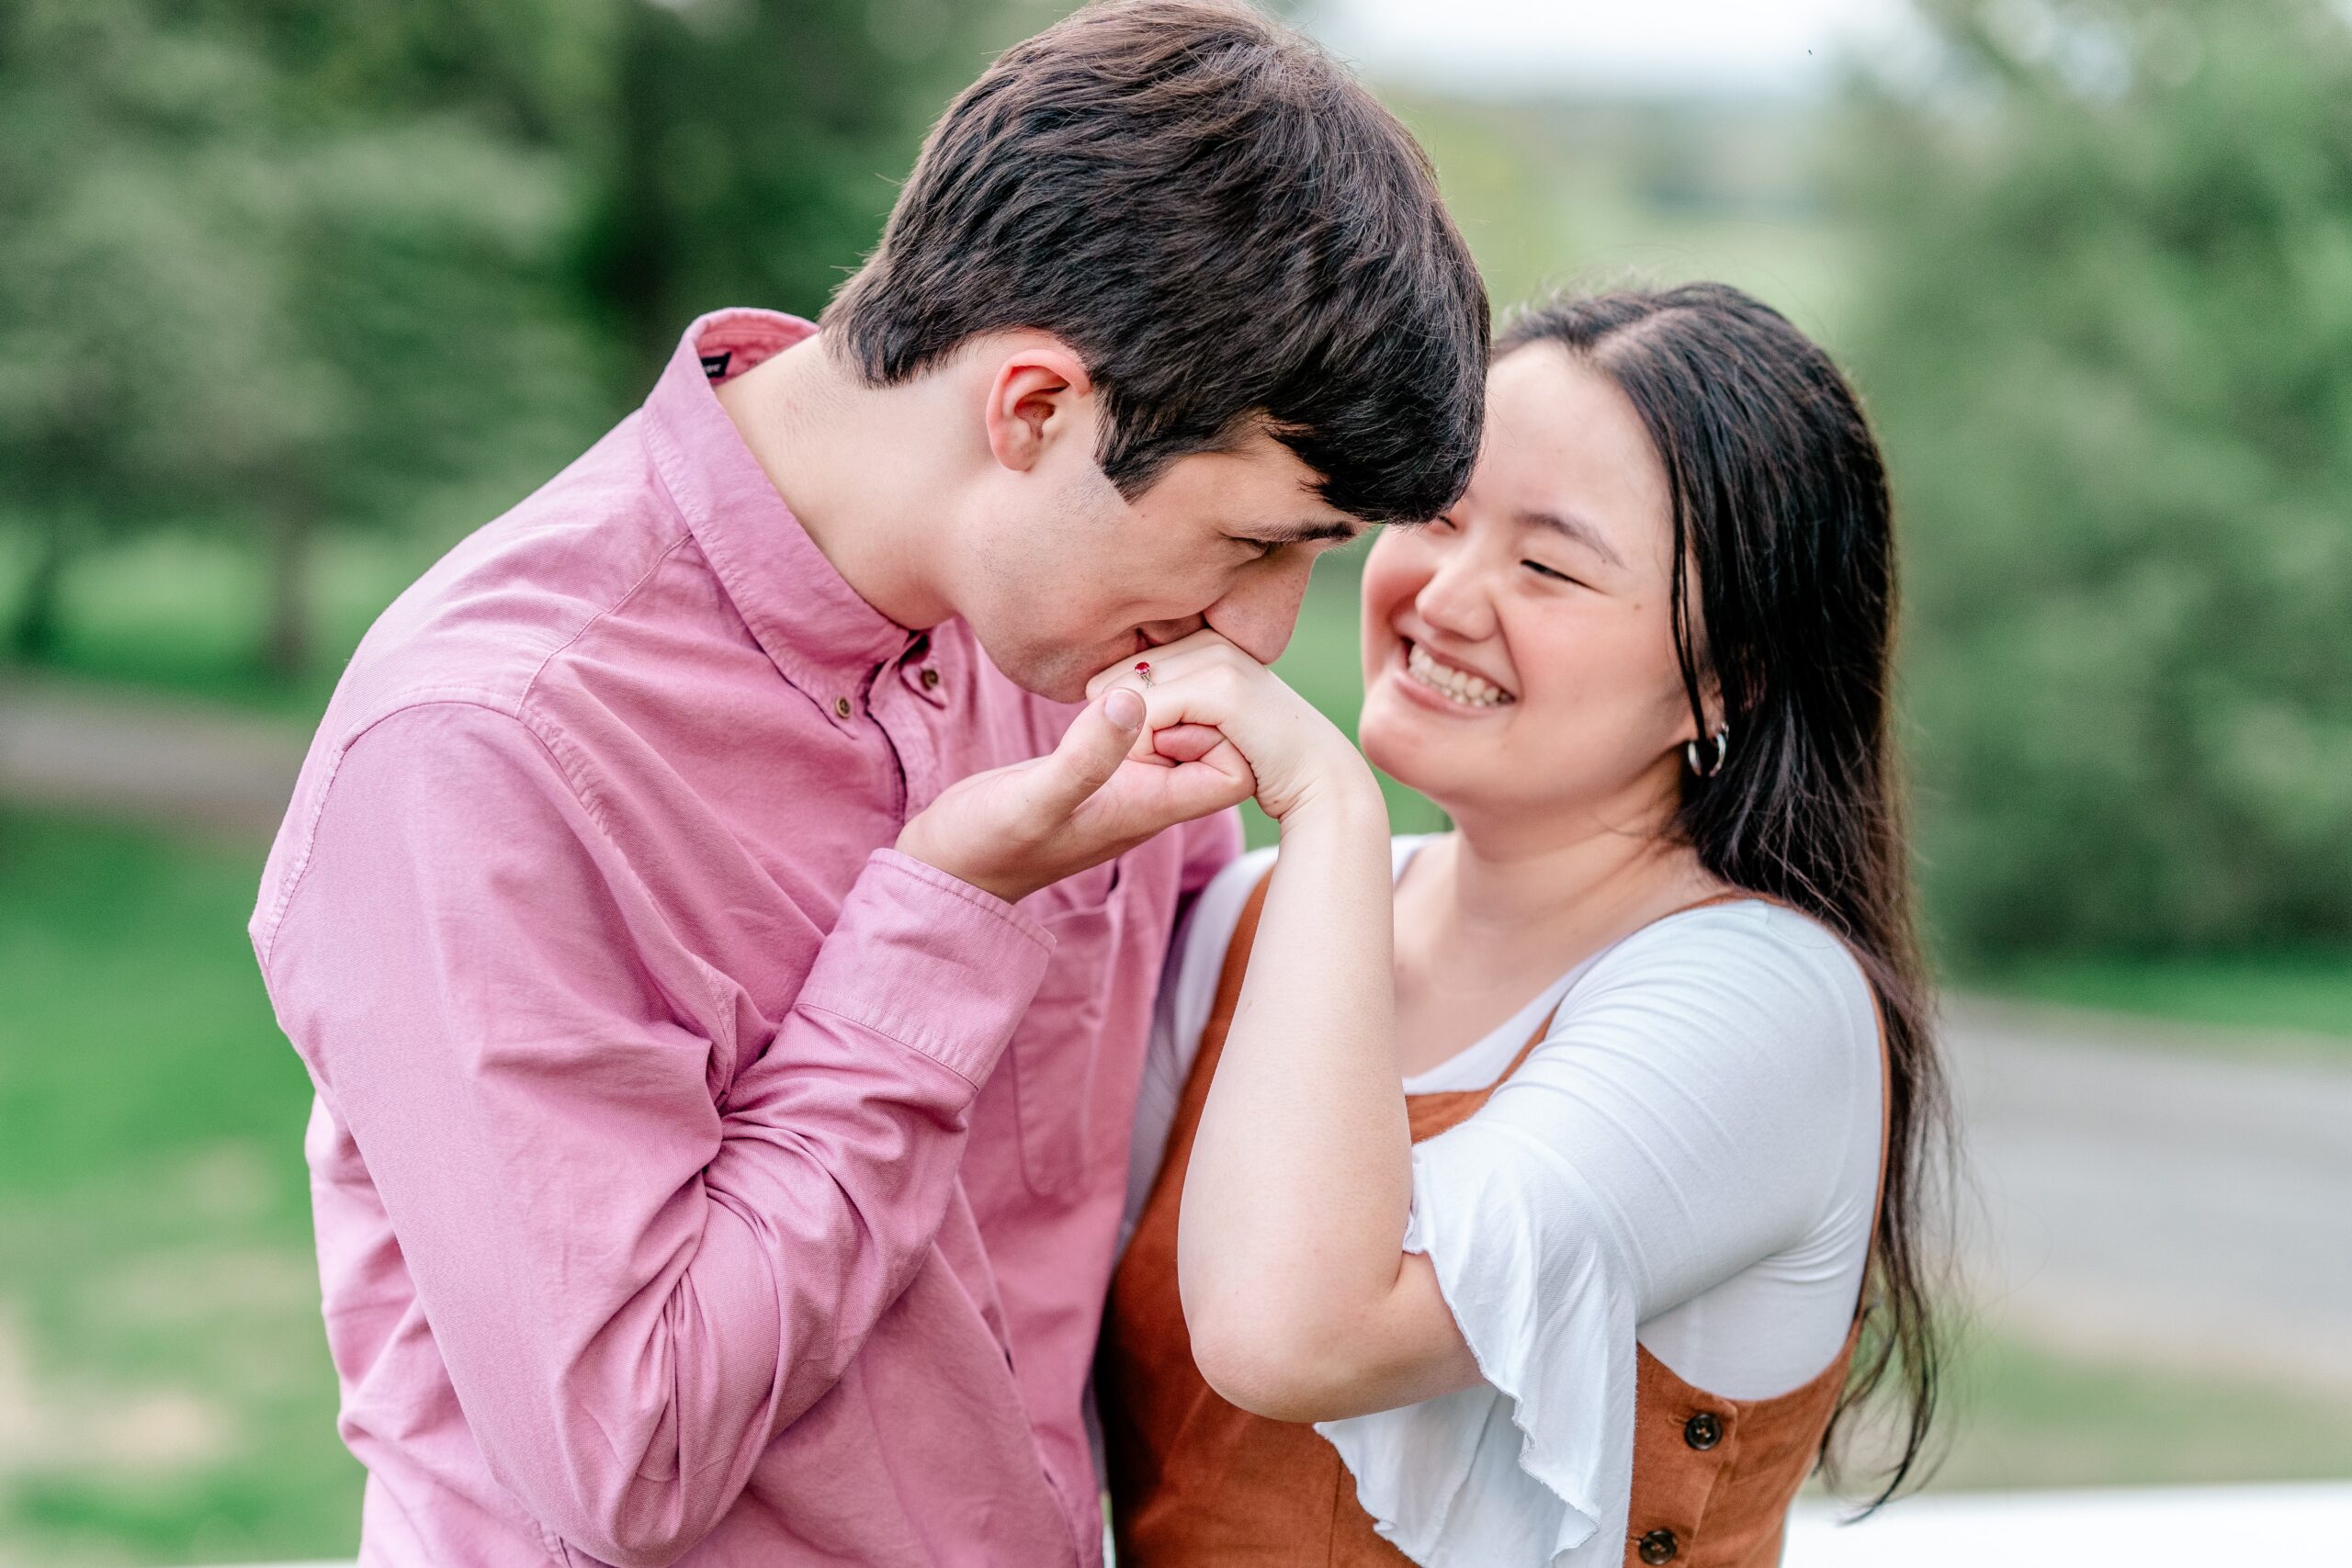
xmin=1405 ymin=642 xmax=1513 ymax=708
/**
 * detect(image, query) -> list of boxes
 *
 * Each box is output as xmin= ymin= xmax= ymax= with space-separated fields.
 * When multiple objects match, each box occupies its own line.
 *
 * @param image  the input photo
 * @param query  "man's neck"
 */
xmin=714 ymin=333 xmax=962 ymax=630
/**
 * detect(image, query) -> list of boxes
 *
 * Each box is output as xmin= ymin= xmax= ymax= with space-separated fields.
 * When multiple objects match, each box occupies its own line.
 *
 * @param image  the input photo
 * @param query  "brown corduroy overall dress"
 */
xmin=1099 ymin=871 xmax=1891 ymax=1568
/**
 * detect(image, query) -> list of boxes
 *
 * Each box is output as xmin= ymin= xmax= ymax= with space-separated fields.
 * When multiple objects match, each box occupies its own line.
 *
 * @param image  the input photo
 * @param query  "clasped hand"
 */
xmin=895 ymin=630 xmax=1375 ymax=904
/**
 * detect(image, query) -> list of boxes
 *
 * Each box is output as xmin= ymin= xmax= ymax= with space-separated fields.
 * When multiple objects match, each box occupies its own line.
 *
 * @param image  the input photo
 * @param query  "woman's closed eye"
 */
xmin=1522 ymin=558 xmax=1588 ymax=587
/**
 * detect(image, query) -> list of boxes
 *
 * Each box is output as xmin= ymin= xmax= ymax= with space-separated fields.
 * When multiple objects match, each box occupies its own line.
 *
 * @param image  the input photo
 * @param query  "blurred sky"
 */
xmin=1305 ymin=0 xmax=1913 ymax=96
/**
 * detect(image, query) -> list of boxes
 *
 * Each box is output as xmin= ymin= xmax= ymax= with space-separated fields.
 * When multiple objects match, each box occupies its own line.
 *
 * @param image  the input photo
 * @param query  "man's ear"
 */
xmin=982 ymin=343 xmax=1094 ymax=474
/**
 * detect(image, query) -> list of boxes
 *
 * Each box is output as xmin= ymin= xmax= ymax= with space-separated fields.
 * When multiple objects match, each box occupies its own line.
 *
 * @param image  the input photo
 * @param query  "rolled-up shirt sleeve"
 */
xmin=257 ymin=701 xmax=1051 ymax=1564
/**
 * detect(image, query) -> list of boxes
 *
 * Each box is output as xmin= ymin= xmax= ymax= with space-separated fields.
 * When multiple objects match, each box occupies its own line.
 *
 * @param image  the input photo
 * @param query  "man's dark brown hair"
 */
xmin=824 ymin=0 xmax=1488 ymax=525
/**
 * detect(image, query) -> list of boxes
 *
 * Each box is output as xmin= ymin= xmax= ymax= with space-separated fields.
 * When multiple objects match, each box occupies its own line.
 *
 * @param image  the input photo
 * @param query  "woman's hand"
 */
xmin=895 ymin=685 xmax=1254 ymax=905
xmin=1085 ymin=630 xmax=1381 ymax=827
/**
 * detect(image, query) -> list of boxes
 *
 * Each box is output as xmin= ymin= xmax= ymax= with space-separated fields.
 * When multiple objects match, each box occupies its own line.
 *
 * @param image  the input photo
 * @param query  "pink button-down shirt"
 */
xmin=252 ymin=310 xmax=1239 ymax=1568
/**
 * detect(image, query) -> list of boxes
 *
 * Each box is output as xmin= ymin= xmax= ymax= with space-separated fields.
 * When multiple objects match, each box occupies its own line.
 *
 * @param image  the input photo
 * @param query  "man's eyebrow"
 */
xmin=1240 ymin=517 xmax=1367 ymax=545
xmin=1520 ymin=508 xmax=1623 ymax=568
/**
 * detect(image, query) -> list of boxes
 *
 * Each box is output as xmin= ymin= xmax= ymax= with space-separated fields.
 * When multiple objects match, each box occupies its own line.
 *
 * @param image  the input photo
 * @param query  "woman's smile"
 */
xmin=1386 ymin=637 xmax=1517 ymax=714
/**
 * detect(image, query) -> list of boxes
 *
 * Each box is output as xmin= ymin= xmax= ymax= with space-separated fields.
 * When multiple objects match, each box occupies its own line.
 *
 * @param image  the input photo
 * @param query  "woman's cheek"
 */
xmin=1358 ymin=538 xmax=1426 ymax=673
xmin=1359 ymin=554 xmax=1393 ymax=605
xmin=1367 ymin=527 xmax=1451 ymax=607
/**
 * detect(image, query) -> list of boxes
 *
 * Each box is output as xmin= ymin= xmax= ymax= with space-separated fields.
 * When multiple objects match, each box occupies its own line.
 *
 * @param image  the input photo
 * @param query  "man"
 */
xmin=251 ymin=4 xmax=1486 ymax=1563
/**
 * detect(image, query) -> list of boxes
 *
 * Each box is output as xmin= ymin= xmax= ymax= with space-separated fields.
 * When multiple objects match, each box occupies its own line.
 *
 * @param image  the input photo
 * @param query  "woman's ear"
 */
xmin=1671 ymin=667 xmax=1729 ymax=747
xmin=982 ymin=342 xmax=1095 ymax=474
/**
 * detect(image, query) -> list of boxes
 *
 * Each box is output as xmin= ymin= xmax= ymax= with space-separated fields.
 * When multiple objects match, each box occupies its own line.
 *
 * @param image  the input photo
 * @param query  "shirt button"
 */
xmin=833 ymin=696 xmax=853 ymax=719
xmin=1683 ymin=1411 xmax=1722 ymax=1450
xmin=1636 ymin=1528 xmax=1679 ymax=1564
xmin=921 ymin=667 xmax=941 ymax=691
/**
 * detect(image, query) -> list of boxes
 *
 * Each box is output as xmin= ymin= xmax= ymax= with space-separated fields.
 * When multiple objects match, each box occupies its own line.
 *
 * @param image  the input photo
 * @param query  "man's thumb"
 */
xmin=1035 ymin=688 xmax=1144 ymax=818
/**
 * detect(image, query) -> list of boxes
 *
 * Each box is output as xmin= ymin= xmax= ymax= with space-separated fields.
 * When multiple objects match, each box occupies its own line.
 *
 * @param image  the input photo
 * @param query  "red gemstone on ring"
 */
xmin=1134 ymin=660 xmax=1151 ymax=675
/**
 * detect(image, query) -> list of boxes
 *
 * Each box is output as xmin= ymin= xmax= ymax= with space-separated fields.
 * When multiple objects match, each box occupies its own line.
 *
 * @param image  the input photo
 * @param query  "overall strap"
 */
xmin=1204 ymin=865 xmax=1278 ymax=1043
xmin=1155 ymin=866 xmax=1278 ymax=1145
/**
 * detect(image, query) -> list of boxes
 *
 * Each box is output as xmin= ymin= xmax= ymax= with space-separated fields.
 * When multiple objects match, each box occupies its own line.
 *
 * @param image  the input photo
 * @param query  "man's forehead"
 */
xmin=1227 ymin=431 xmax=1374 ymax=527
xmin=1128 ymin=420 xmax=1385 ymax=546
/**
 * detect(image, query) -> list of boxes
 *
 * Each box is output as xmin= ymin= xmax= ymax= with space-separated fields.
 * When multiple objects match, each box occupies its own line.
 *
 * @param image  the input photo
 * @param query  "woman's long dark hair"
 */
xmin=1498 ymin=283 xmax=1955 ymax=1510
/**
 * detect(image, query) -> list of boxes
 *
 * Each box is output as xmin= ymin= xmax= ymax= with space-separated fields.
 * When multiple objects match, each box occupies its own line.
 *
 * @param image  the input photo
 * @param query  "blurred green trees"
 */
xmin=587 ymin=0 xmax=1055 ymax=384
xmin=1845 ymin=0 xmax=2352 ymax=957
xmin=0 ymin=0 xmax=1047 ymax=671
xmin=0 ymin=0 xmax=610 ymax=671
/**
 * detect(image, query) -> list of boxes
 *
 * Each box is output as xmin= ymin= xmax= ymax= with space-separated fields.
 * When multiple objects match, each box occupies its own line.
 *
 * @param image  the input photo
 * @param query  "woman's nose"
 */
xmin=1415 ymin=551 xmax=1498 ymax=641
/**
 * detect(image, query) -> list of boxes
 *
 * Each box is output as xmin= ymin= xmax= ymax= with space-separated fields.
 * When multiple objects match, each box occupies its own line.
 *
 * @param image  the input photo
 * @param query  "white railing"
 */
xmin=1784 ymin=1482 xmax=2352 ymax=1564
xmin=190 ymin=1482 xmax=2352 ymax=1568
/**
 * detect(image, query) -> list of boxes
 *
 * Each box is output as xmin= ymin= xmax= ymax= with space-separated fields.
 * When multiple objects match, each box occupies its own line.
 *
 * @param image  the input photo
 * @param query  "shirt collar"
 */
xmin=639 ymin=308 xmax=939 ymax=728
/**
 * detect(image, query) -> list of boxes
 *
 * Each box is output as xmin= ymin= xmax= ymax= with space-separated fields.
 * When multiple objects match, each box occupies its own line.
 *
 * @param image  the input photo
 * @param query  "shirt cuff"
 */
xmin=794 ymin=848 xmax=1057 ymax=1087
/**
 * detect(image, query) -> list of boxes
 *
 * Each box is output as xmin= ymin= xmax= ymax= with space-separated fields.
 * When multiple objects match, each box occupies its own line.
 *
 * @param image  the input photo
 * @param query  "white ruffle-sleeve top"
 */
xmin=1120 ymin=837 xmax=1884 ymax=1568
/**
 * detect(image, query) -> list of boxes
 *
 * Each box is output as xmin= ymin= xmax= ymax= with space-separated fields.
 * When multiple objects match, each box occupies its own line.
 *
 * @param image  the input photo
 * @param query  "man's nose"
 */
xmin=1204 ymin=551 xmax=1318 ymax=665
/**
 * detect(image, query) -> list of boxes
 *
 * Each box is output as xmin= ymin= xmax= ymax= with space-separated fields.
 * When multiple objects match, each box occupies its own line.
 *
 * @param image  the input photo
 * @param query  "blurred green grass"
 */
xmin=1976 ymin=956 xmax=2352 ymax=1044
xmin=0 ymin=527 xmax=435 ymax=722
xmin=0 ymin=808 xmax=362 ymax=1566
xmin=1924 ymin=1330 xmax=2352 ymax=1493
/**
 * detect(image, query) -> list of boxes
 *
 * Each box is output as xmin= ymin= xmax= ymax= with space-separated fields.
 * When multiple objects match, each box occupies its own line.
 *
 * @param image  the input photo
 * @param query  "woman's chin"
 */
xmin=1360 ymin=694 xmax=1463 ymax=805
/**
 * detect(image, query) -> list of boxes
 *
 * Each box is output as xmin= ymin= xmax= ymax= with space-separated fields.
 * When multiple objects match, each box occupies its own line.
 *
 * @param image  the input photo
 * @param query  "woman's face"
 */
xmin=1358 ymin=344 xmax=1704 ymax=830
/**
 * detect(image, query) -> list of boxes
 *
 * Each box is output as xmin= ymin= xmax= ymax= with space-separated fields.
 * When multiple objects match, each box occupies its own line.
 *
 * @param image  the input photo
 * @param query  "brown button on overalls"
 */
xmin=1099 ymin=870 xmax=1892 ymax=1567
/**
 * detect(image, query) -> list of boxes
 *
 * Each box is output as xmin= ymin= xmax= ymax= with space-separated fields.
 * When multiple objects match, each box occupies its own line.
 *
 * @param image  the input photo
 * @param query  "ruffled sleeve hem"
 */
xmin=1314 ymin=1122 xmax=1641 ymax=1568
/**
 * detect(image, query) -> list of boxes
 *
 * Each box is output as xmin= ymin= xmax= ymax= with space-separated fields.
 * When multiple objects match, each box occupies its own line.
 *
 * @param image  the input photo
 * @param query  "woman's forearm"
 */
xmin=1175 ymin=778 xmax=1419 ymax=1412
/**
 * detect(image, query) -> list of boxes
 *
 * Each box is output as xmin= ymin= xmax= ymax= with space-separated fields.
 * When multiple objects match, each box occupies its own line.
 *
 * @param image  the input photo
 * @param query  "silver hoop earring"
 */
xmin=1685 ymin=726 xmax=1729 ymax=779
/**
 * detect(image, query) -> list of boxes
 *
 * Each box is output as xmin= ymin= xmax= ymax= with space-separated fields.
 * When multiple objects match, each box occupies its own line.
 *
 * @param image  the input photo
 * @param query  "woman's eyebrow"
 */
xmin=1520 ymin=507 xmax=1623 ymax=568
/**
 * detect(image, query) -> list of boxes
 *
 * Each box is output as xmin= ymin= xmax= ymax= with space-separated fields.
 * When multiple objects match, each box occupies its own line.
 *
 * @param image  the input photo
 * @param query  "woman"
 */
xmin=1092 ymin=284 xmax=1951 ymax=1566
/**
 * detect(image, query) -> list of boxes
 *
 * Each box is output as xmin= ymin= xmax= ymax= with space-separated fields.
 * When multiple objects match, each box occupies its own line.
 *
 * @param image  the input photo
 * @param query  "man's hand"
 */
xmin=895 ymin=686 xmax=1255 ymax=905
